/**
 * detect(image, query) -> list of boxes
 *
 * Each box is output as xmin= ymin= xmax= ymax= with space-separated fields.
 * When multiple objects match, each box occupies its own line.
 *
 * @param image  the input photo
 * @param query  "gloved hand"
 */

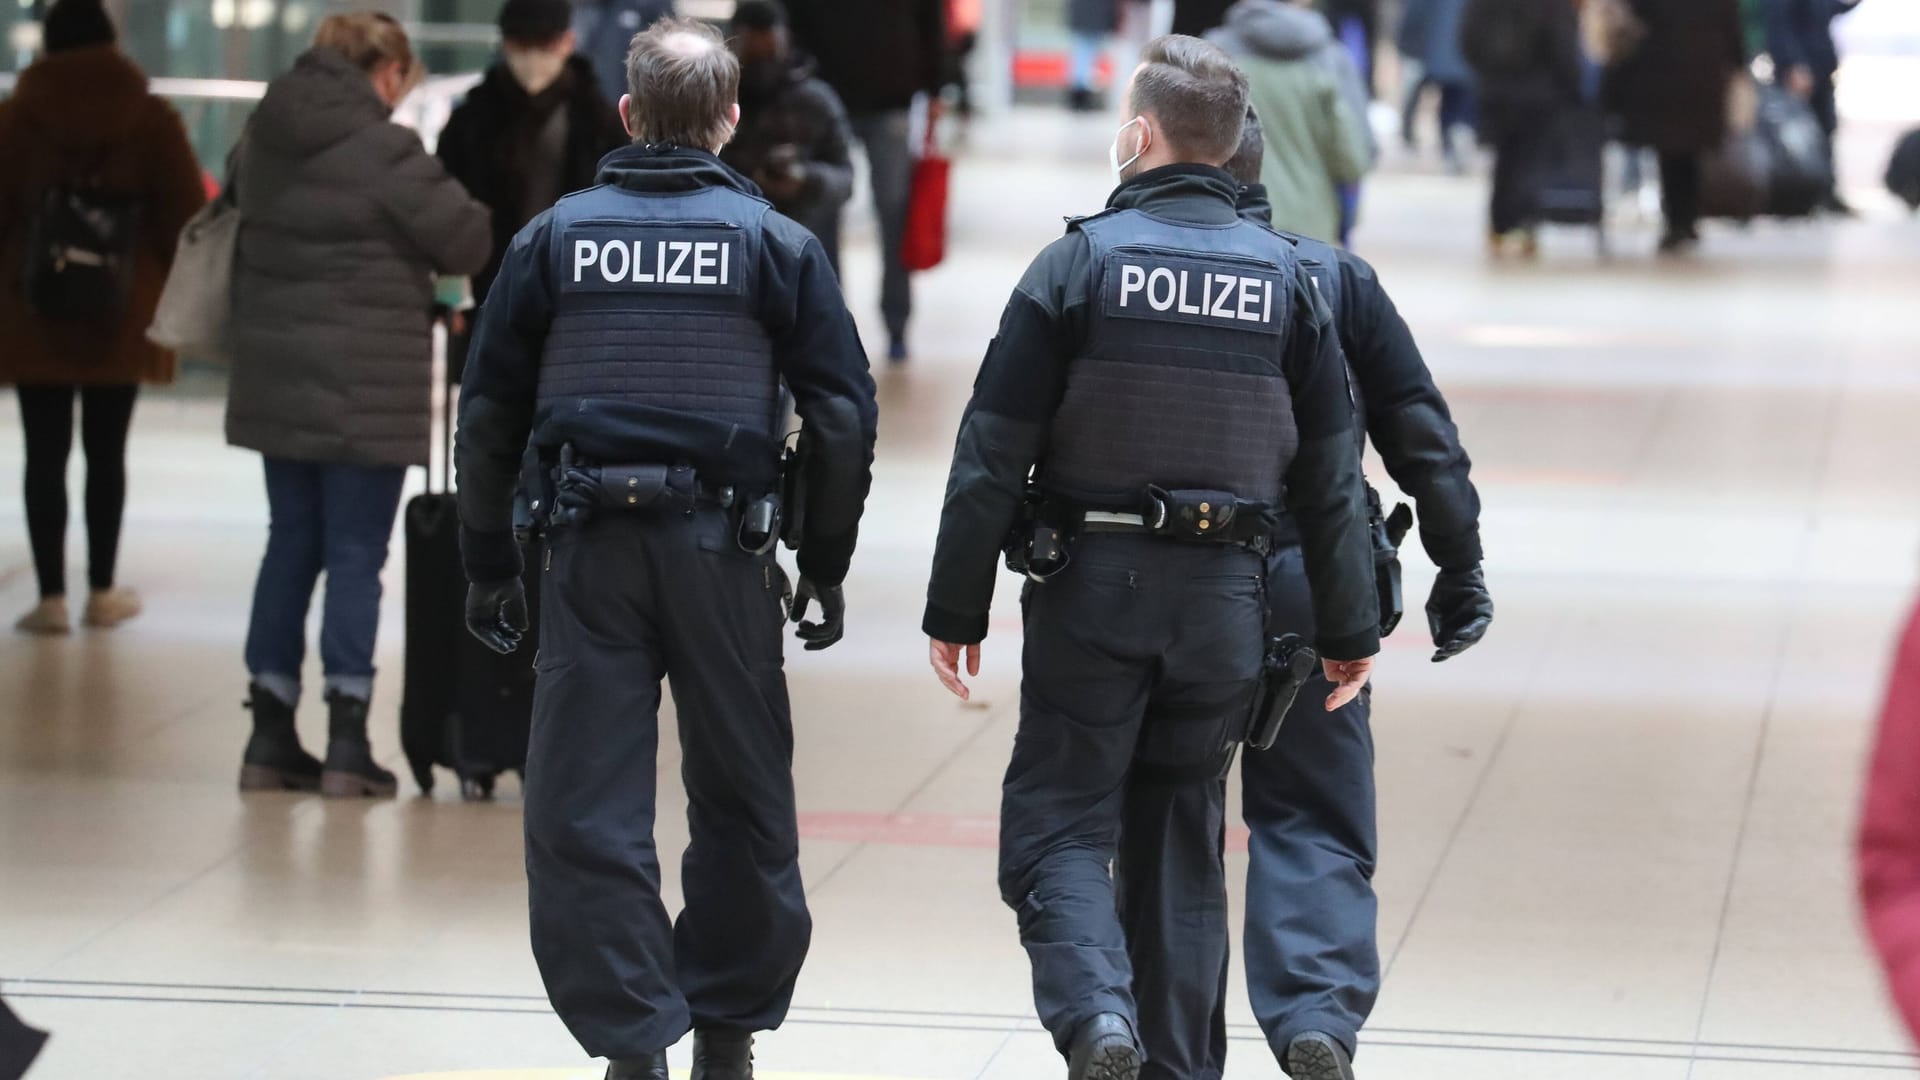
xmin=466 ymin=578 xmax=529 ymax=655
xmin=1427 ymin=565 xmax=1493 ymax=663
xmin=790 ymin=576 xmax=845 ymax=651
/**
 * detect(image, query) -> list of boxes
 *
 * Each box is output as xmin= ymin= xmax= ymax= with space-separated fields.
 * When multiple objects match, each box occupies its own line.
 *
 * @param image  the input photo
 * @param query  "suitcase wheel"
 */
xmin=460 ymin=775 xmax=496 ymax=802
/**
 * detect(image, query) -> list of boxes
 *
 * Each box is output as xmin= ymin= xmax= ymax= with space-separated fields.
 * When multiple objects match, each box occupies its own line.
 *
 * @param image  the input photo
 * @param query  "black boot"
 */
xmin=239 ymin=686 xmax=321 ymax=792
xmin=1067 ymin=1013 xmax=1139 ymax=1080
xmin=606 ymin=1051 xmax=669 ymax=1080
xmin=690 ymin=1030 xmax=752 ymax=1080
xmin=1284 ymin=1032 xmax=1357 ymax=1080
xmin=319 ymin=691 xmax=398 ymax=798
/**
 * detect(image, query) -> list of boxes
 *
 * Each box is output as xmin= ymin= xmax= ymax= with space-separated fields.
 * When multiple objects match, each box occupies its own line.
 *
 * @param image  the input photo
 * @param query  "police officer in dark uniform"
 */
xmin=1116 ymin=111 xmax=1494 ymax=1080
xmin=456 ymin=19 xmax=878 ymax=1080
xmin=923 ymin=36 xmax=1382 ymax=1080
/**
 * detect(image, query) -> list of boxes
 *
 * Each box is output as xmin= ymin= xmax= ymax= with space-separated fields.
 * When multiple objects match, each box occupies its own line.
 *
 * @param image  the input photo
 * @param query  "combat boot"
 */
xmin=1284 ymin=1032 xmax=1357 ymax=1080
xmin=238 ymin=686 xmax=322 ymax=792
xmin=318 ymin=691 xmax=398 ymax=798
xmin=690 ymin=1030 xmax=752 ymax=1080
xmin=1067 ymin=1013 xmax=1140 ymax=1080
xmin=605 ymin=1052 xmax=669 ymax=1080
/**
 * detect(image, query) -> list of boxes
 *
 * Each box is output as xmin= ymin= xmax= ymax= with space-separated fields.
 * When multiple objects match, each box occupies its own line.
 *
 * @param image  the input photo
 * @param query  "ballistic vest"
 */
xmin=1042 ymin=209 xmax=1302 ymax=507
xmin=536 ymin=181 xmax=781 ymax=472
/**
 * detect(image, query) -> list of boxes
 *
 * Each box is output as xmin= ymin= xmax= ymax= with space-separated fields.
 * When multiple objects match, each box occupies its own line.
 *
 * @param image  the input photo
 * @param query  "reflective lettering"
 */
xmin=1119 ymin=264 xmax=1146 ymax=307
xmin=1237 ymin=276 xmax=1261 ymax=322
xmin=665 ymin=241 xmax=692 ymax=284
xmin=632 ymin=240 xmax=654 ymax=283
xmin=720 ymin=242 xmax=730 ymax=286
xmin=693 ymin=241 xmax=720 ymax=286
xmin=1147 ymin=267 xmax=1177 ymax=311
xmin=600 ymin=239 xmax=629 ymax=282
xmin=1176 ymin=271 xmax=1201 ymax=315
xmin=572 ymin=239 xmax=598 ymax=282
xmin=1208 ymin=273 xmax=1236 ymax=319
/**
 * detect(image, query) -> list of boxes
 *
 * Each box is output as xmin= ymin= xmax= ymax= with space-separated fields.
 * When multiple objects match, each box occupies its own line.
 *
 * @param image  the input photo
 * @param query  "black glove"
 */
xmin=466 ymin=578 xmax=529 ymax=655
xmin=1427 ymin=565 xmax=1492 ymax=663
xmin=789 ymin=576 xmax=845 ymax=651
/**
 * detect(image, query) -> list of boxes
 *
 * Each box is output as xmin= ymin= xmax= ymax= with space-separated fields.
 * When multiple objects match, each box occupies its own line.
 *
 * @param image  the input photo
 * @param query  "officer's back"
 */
xmin=454 ymin=18 xmax=877 ymax=1080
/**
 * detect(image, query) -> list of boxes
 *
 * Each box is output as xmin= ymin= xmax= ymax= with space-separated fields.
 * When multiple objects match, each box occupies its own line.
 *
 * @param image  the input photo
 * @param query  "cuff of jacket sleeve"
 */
xmin=796 ymin=529 xmax=857 ymax=590
xmin=1424 ymin=527 xmax=1484 ymax=574
xmin=922 ymin=603 xmax=988 ymax=646
xmin=1318 ymin=628 xmax=1381 ymax=663
xmin=460 ymin=527 xmax=523 ymax=584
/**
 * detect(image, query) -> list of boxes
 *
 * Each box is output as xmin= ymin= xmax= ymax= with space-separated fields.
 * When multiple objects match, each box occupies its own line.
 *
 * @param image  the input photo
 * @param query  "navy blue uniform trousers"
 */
xmin=1119 ymin=542 xmax=1380 ymax=1077
xmin=525 ymin=509 xmax=810 ymax=1059
xmin=999 ymin=534 xmax=1265 ymax=1075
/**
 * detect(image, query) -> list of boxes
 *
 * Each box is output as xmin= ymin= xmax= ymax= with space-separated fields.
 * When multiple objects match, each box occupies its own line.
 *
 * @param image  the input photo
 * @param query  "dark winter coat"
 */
xmin=1460 ymin=0 xmax=1585 ymax=140
xmin=1602 ymin=0 xmax=1744 ymax=153
xmin=0 ymin=46 xmax=206 ymax=387
xmin=1171 ymin=0 xmax=1235 ymax=37
xmin=1398 ymin=0 xmax=1474 ymax=85
xmin=438 ymin=56 xmax=627 ymax=303
xmin=572 ymin=0 xmax=675 ymax=105
xmin=785 ymin=0 xmax=948 ymax=114
xmin=719 ymin=57 xmax=856 ymax=266
xmin=226 ymin=48 xmax=490 ymax=470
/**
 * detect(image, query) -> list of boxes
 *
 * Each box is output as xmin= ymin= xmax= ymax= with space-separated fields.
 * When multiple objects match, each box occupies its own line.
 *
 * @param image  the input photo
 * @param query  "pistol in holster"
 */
xmin=1367 ymin=484 xmax=1414 ymax=637
xmin=1247 ymin=633 xmax=1320 ymax=751
xmin=1002 ymin=487 xmax=1071 ymax=582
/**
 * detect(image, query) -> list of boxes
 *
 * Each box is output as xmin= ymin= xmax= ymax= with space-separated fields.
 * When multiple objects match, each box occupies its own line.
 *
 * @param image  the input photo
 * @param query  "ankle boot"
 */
xmin=319 ymin=691 xmax=398 ymax=798
xmin=606 ymin=1051 xmax=669 ymax=1080
xmin=690 ymin=1030 xmax=752 ymax=1080
xmin=240 ymin=687 xmax=323 ymax=792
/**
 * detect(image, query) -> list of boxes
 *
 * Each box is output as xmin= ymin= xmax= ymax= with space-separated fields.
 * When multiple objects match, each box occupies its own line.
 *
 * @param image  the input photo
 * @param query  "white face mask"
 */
xmin=1109 ymin=116 xmax=1147 ymax=182
xmin=504 ymin=46 xmax=568 ymax=95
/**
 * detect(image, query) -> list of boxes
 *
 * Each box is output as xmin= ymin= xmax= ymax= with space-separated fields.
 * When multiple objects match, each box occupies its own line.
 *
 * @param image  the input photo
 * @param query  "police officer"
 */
xmin=456 ymin=19 xmax=878 ymax=1080
xmin=924 ymin=36 xmax=1382 ymax=1080
xmin=1117 ymin=111 xmax=1494 ymax=1080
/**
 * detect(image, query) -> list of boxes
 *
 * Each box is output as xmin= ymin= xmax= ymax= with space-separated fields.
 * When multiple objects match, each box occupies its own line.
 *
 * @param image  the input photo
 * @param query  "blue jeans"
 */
xmin=244 ymin=457 xmax=408 ymax=703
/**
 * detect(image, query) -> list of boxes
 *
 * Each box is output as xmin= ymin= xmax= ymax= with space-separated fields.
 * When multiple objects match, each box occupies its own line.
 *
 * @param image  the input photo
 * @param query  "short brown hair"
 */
xmin=1129 ymin=35 xmax=1251 ymax=166
xmin=313 ymin=12 xmax=420 ymax=86
xmin=624 ymin=17 xmax=740 ymax=150
xmin=1224 ymin=108 xmax=1264 ymax=186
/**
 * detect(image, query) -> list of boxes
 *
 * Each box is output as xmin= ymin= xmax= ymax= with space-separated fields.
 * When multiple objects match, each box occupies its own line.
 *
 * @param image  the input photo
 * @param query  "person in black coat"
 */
xmin=438 ymin=0 xmax=629 ymax=309
xmin=1462 ymin=0 xmax=1586 ymax=252
xmin=722 ymin=1 xmax=856 ymax=270
xmin=1602 ymin=0 xmax=1744 ymax=252
xmin=784 ymin=0 xmax=946 ymax=361
xmin=1768 ymin=0 xmax=1862 ymax=213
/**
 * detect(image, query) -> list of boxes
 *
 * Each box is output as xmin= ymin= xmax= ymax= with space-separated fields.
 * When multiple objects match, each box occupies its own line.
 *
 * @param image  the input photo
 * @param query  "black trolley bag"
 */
xmin=400 ymin=326 xmax=540 ymax=801
xmin=1536 ymin=105 xmax=1609 ymax=251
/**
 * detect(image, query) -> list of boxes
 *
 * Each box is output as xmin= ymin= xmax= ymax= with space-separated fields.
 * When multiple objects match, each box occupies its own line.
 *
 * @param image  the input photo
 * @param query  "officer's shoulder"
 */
xmin=507 ymin=203 xmax=566 ymax=252
xmin=758 ymin=205 xmax=822 ymax=259
xmin=1062 ymin=206 xmax=1123 ymax=235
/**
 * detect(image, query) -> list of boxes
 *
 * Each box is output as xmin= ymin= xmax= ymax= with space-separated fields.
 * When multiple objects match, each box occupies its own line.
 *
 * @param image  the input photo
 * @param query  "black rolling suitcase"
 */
xmin=400 ymin=327 xmax=539 ymax=800
xmin=1536 ymin=106 xmax=1609 ymax=253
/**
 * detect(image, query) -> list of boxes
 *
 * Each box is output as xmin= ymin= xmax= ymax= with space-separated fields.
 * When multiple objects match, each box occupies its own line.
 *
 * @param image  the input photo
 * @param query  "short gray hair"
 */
xmin=624 ymin=17 xmax=739 ymax=150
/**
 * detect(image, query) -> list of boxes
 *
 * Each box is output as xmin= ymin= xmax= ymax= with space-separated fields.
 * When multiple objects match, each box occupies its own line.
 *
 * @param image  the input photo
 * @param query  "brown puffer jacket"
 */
xmin=0 ymin=46 xmax=207 ymax=387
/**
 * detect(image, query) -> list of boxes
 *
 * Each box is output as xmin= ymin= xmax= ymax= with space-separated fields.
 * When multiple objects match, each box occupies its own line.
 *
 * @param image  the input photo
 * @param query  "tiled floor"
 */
xmin=5 ymin=107 xmax=1920 ymax=1079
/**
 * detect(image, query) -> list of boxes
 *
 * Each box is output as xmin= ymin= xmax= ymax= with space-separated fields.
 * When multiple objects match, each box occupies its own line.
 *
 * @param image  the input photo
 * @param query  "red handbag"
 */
xmin=902 ymin=118 xmax=950 ymax=273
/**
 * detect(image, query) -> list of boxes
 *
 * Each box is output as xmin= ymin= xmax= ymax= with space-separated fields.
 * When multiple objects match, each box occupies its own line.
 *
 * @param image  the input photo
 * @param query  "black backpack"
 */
xmin=20 ymin=154 xmax=141 ymax=323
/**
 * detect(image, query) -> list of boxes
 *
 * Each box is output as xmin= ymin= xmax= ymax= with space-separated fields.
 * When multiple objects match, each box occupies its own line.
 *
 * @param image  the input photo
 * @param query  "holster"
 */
xmin=778 ymin=434 xmax=808 ymax=552
xmin=1145 ymin=486 xmax=1275 ymax=552
xmin=1367 ymin=485 xmax=1413 ymax=637
xmin=1247 ymin=633 xmax=1319 ymax=751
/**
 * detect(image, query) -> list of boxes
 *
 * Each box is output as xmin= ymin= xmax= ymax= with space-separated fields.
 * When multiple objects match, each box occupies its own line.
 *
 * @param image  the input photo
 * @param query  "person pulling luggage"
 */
xmin=455 ymin=18 xmax=878 ymax=1080
xmin=922 ymin=35 xmax=1381 ymax=1080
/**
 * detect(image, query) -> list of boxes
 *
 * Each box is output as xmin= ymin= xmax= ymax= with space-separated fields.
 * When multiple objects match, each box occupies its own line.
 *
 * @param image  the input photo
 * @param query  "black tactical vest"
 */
xmin=536 ymin=182 xmax=781 ymax=463
xmin=1043 ymin=209 xmax=1301 ymax=506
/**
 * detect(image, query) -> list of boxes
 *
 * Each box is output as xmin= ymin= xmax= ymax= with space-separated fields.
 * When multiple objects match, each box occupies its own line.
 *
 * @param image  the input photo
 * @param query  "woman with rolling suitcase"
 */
xmin=225 ymin=13 xmax=488 ymax=798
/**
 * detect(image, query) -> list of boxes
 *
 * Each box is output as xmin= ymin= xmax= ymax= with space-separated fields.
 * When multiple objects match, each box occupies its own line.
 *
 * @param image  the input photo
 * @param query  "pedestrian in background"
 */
xmin=1462 ymin=0 xmax=1587 ymax=255
xmin=1210 ymin=0 xmax=1372 ymax=244
xmin=225 ymin=13 xmax=489 ymax=798
xmin=722 ymin=0 xmax=857 ymax=269
xmin=572 ymin=0 xmax=675 ymax=105
xmin=439 ymin=0 xmax=626 ymax=322
xmin=1397 ymin=0 xmax=1475 ymax=171
xmin=0 ymin=0 xmax=205 ymax=636
xmin=1601 ymin=0 xmax=1744 ymax=253
xmin=784 ymin=0 xmax=947 ymax=363
xmin=1068 ymin=0 xmax=1119 ymax=112
xmin=1767 ymin=0 xmax=1862 ymax=214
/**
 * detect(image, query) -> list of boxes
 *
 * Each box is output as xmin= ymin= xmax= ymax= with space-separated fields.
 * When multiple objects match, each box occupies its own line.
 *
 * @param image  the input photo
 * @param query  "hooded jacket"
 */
xmin=1211 ymin=1 xmax=1372 ymax=244
xmin=226 ymin=48 xmax=490 ymax=470
xmin=0 ymin=46 xmax=206 ymax=387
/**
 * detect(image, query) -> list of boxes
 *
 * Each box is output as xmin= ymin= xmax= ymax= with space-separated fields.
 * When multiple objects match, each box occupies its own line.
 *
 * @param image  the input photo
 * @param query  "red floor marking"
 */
xmin=796 ymin=811 xmax=1253 ymax=854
